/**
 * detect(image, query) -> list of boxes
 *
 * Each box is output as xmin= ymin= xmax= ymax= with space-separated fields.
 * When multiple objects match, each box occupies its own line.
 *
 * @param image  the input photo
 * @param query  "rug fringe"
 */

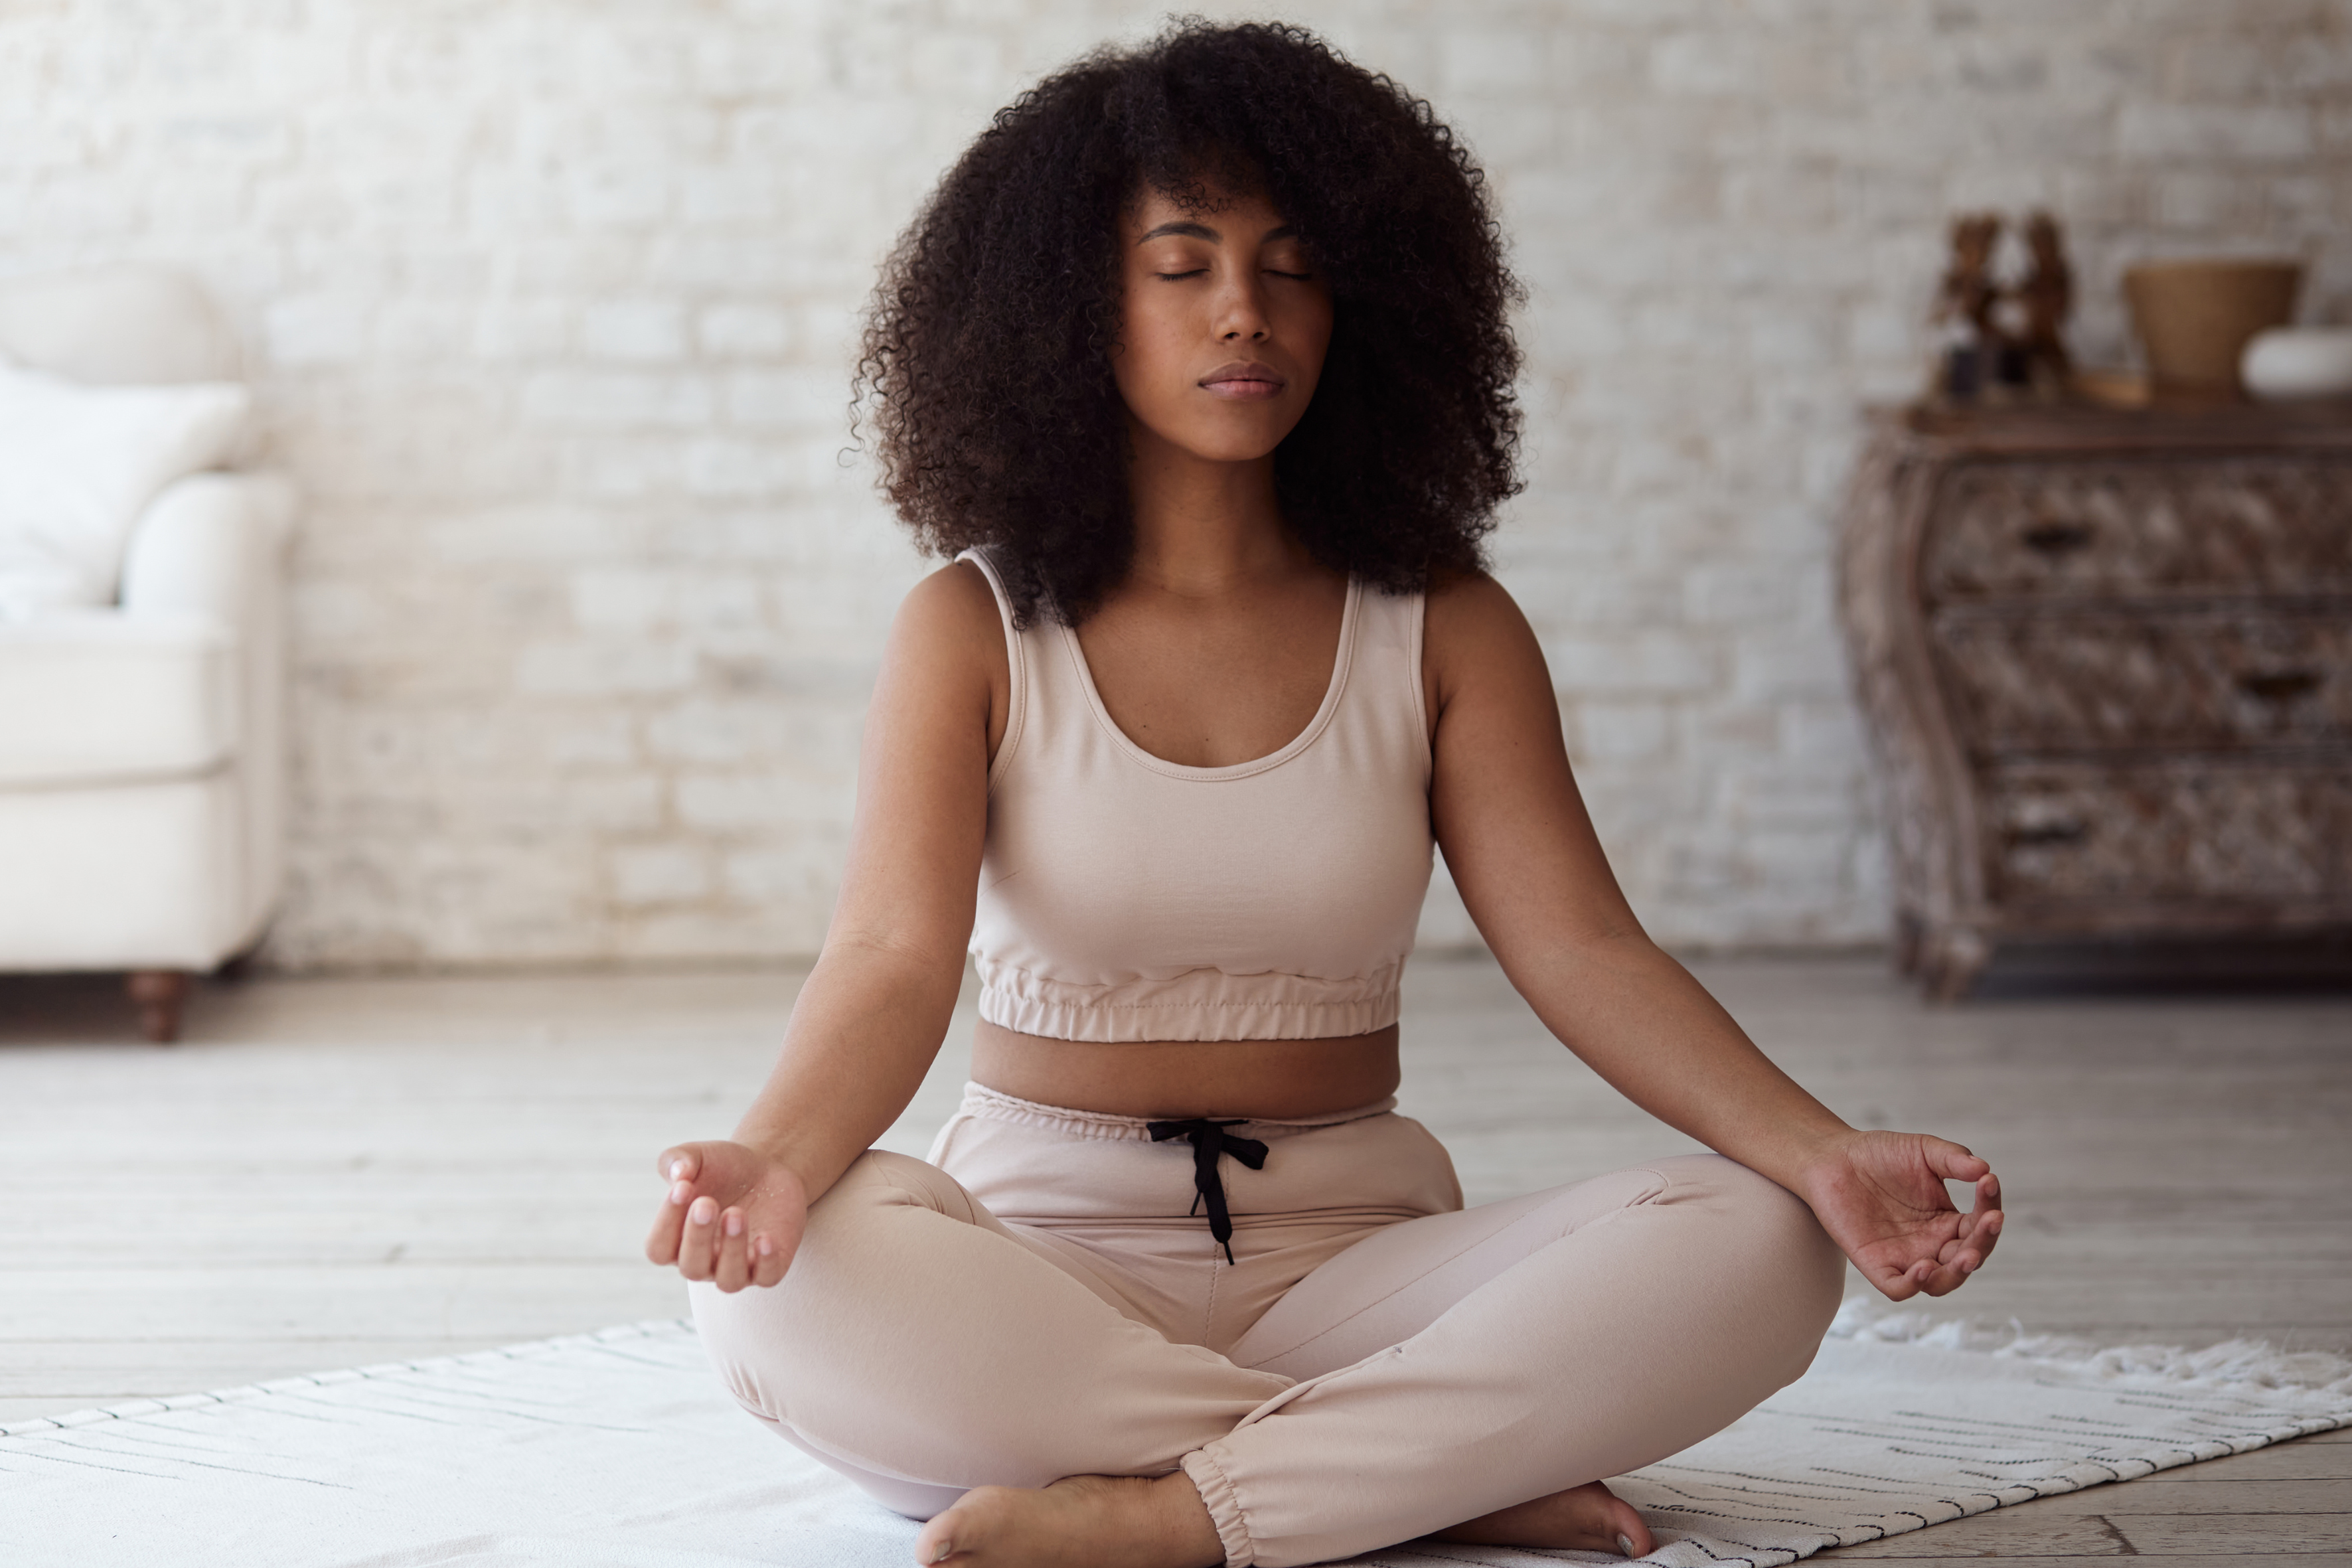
xmin=1829 ymin=1298 xmax=2352 ymax=1396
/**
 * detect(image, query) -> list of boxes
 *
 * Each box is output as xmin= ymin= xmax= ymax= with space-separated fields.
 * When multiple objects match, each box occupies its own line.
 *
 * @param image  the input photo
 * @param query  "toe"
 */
xmin=1605 ymin=1493 xmax=1656 ymax=1557
xmin=913 ymin=1499 xmax=969 ymax=1564
xmin=915 ymin=1486 xmax=1015 ymax=1565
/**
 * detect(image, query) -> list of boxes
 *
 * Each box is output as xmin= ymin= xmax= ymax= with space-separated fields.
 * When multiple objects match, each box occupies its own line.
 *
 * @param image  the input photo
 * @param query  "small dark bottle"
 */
xmin=1944 ymin=339 xmax=1984 ymax=402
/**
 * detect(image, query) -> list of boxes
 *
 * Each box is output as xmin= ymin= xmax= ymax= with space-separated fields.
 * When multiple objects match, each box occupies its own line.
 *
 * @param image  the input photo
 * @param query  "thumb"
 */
xmin=1920 ymin=1138 xmax=1988 ymax=1183
xmin=656 ymin=1144 xmax=704 ymax=1183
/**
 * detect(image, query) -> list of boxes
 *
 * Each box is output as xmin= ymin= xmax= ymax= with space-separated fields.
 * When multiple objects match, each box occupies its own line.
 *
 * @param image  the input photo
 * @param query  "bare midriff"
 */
xmin=971 ymin=1019 xmax=1403 ymax=1121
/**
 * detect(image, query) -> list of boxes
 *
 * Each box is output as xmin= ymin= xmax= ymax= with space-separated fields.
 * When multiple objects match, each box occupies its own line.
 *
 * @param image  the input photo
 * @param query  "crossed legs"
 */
xmin=692 ymin=1148 xmax=1843 ymax=1567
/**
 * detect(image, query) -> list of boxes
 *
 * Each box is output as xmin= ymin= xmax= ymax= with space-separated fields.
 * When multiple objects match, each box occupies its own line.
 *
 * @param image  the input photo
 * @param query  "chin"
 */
xmin=1168 ymin=420 xmax=1294 ymax=465
xmin=1186 ymin=443 xmax=1283 ymax=465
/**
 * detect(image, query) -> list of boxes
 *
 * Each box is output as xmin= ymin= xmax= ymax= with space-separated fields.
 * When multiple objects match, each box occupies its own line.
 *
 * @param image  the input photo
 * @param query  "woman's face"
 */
xmin=1111 ymin=181 xmax=1334 ymax=465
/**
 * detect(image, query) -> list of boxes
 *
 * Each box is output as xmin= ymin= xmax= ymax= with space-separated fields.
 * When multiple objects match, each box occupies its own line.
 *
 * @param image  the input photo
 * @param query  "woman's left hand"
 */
xmin=1795 ymin=1131 xmax=2003 ymax=1300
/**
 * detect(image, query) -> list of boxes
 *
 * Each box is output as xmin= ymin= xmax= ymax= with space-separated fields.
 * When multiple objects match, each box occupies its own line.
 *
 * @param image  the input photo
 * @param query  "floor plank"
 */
xmin=1826 ymin=1508 xmax=2133 ymax=1557
xmin=2107 ymin=1512 xmax=2352 ymax=1553
xmin=2167 ymin=1443 xmax=2352 ymax=1480
xmin=2032 ymin=1480 xmax=2352 ymax=1513
xmin=1828 ymin=1553 xmax=2352 ymax=1565
xmin=1821 ymin=1462 xmax=2352 ymax=1559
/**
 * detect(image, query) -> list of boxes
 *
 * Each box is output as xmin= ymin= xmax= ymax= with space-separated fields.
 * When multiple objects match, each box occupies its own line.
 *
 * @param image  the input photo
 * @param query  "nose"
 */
xmin=1213 ymin=270 xmax=1272 ymax=344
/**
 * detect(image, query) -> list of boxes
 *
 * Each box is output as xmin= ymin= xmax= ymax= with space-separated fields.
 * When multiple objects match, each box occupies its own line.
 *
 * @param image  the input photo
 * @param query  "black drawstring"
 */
xmin=1146 ymin=1118 xmax=1269 ymax=1265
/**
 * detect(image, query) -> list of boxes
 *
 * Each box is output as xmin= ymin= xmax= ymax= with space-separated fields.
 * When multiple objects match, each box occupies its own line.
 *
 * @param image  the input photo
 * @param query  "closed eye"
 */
xmin=1153 ymin=270 xmax=1209 ymax=281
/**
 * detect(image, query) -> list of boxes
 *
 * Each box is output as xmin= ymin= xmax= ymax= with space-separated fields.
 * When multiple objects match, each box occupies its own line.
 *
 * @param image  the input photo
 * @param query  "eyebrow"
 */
xmin=1136 ymin=220 xmax=1299 ymax=245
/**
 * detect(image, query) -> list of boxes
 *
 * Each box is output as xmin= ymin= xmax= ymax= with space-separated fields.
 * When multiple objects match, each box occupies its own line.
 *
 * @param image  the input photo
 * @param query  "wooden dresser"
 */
xmin=1837 ymin=402 xmax=2352 ymax=999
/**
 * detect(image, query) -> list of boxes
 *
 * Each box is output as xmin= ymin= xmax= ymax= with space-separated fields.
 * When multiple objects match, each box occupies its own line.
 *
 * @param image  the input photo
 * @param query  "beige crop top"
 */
xmin=961 ymin=549 xmax=1435 ymax=1043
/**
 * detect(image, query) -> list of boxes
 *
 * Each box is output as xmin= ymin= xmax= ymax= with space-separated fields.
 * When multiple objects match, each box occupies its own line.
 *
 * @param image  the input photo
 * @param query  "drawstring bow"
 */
xmin=1146 ymin=1117 xmax=1269 ymax=1265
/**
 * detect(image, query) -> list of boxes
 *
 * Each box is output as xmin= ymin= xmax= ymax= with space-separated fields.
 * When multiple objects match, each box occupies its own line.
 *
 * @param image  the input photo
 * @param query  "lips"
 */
xmin=1200 ymin=360 xmax=1286 ymax=400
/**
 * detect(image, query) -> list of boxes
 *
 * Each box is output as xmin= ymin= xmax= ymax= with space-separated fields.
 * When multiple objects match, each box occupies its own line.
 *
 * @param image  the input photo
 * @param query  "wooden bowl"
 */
xmin=2124 ymin=259 xmax=2303 ymax=395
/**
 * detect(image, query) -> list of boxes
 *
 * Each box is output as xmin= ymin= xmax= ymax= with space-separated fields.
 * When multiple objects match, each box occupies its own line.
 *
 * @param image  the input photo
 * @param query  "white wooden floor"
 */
xmin=2 ymin=953 xmax=2347 ymax=1562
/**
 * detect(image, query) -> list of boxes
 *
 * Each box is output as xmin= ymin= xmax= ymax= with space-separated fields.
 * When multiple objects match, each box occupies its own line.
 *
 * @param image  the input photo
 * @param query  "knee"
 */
xmin=690 ymin=1148 xmax=975 ymax=1417
xmin=1655 ymin=1154 xmax=1845 ymax=1359
xmin=815 ymin=1148 xmax=976 ymax=1222
xmin=704 ymin=1148 xmax=962 ymax=1310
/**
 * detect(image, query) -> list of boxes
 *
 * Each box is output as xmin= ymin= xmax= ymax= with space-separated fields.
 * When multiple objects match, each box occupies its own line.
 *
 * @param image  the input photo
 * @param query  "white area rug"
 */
xmin=5 ymin=1306 xmax=2347 ymax=1568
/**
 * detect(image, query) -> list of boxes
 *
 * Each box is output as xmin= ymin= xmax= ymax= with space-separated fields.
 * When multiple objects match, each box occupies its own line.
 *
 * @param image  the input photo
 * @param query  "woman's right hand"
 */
xmin=644 ymin=1140 xmax=809 ymax=1292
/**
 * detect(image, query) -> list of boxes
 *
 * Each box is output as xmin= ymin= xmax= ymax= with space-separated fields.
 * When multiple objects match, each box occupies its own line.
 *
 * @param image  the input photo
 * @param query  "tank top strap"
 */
xmin=1338 ymin=581 xmax=1433 ymax=783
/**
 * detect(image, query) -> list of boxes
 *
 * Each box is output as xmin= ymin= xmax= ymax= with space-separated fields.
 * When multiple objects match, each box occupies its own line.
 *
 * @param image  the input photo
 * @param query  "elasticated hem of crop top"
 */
xmin=975 ymin=956 xmax=1405 ymax=1044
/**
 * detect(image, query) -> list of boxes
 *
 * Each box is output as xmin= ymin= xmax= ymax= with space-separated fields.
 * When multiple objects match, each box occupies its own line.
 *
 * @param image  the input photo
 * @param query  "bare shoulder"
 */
xmin=875 ymin=558 xmax=1010 ymax=755
xmin=1423 ymin=566 xmax=1549 ymax=714
xmin=1426 ymin=566 xmax=1533 ymax=643
xmin=889 ymin=558 xmax=1006 ymax=673
xmin=898 ymin=556 xmax=1002 ymax=635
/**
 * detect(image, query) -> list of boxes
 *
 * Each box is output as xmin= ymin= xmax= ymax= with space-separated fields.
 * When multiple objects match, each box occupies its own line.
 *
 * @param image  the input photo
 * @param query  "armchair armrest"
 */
xmin=119 ymin=471 xmax=296 ymax=627
xmin=116 ymin=469 xmax=297 ymax=957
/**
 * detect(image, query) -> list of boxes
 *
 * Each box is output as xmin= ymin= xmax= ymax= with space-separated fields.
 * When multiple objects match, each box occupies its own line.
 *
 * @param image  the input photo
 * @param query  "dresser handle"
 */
xmin=2019 ymin=521 xmax=2094 ymax=556
xmin=2236 ymin=669 xmax=2322 ymax=703
xmin=2005 ymin=821 xmax=2088 ymax=848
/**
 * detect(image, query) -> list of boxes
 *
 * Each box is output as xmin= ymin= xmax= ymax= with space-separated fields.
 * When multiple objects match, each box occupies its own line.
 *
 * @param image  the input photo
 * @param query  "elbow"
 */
xmin=819 ymin=923 xmax=969 ymax=983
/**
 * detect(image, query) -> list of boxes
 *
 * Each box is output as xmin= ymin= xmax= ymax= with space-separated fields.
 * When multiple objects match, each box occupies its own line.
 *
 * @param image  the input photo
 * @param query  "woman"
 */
xmin=647 ymin=23 xmax=2002 ymax=1568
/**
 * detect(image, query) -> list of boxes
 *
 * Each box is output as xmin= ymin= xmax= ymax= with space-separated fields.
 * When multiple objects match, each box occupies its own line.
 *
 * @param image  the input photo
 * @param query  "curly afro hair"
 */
xmin=854 ymin=18 xmax=1524 ymax=628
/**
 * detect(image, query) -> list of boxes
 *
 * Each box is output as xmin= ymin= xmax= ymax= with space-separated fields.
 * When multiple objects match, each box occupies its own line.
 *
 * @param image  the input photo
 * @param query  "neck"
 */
xmin=1125 ymin=420 xmax=1297 ymax=596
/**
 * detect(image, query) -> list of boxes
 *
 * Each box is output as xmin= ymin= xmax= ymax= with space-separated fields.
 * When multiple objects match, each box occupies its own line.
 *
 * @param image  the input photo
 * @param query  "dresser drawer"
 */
xmin=1924 ymin=460 xmax=2352 ymax=600
xmin=1932 ymin=606 xmax=2352 ymax=753
xmin=1986 ymin=762 xmax=2352 ymax=903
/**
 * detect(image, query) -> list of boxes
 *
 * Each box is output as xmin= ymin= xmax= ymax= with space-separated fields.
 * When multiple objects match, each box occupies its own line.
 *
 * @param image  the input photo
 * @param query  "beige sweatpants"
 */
xmin=691 ymin=1085 xmax=1845 ymax=1567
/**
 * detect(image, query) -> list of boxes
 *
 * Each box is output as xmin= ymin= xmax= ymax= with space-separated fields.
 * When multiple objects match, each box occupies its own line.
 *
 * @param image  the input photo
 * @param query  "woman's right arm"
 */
xmin=643 ymin=560 xmax=1008 ymax=1293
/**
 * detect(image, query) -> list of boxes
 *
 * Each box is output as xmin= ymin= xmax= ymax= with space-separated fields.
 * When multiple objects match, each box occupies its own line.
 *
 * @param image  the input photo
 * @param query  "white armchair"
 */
xmin=0 ymin=269 xmax=293 ymax=1040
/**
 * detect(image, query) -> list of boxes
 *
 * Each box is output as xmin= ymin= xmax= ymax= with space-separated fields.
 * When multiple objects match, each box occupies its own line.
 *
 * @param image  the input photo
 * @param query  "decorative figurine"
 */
xmin=1926 ymin=209 xmax=2075 ymax=405
xmin=1930 ymin=213 xmax=2002 ymax=402
xmin=2012 ymin=210 xmax=2074 ymax=386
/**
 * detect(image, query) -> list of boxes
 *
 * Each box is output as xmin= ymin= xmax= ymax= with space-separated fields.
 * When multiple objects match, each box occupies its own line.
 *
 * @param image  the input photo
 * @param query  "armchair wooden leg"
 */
xmin=127 ymin=970 xmax=192 ymax=1044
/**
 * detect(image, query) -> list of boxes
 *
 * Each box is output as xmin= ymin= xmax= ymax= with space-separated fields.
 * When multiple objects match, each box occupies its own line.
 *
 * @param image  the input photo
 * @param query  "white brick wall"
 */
xmin=3 ymin=1 xmax=2345 ymax=967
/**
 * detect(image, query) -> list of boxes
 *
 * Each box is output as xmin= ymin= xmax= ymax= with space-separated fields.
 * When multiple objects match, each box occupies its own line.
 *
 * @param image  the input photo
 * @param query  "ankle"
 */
xmin=1140 ymin=1472 xmax=1225 ymax=1567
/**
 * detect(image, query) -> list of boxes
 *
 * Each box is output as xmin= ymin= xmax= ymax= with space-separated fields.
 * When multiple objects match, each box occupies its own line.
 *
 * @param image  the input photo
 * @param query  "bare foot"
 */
xmin=1437 ymin=1478 xmax=1655 ymax=1558
xmin=915 ymin=1472 xmax=1224 ymax=1567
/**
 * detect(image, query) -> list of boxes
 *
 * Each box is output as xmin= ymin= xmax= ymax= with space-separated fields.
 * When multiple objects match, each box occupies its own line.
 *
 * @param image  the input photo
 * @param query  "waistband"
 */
xmin=929 ymin=1081 xmax=1462 ymax=1228
xmin=951 ymin=1082 xmax=1399 ymax=1142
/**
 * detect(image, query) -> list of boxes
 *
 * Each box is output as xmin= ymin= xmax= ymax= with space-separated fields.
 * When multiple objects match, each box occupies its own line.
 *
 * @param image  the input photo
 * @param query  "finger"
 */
xmin=1966 ymin=1174 xmax=2004 ymax=1248
xmin=1920 ymin=1252 xmax=1983 ymax=1296
xmin=678 ymin=1196 xmax=721 ymax=1281
xmin=1870 ymin=1257 xmax=1924 ymax=1302
xmin=645 ymin=1158 xmax=702 ymax=1260
xmin=643 ymin=1152 xmax=703 ymax=1266
xmin=1935 ymin=1232 xmax=1982 ymax=1269
xmin=644 ymin=1198 xmax=687 ymax=1266
xmin=655 ymin=1144 xmax=702 ymax=1183
xmin=1970 ymin=1208 xmax=2003 ymax=1265
xmin=714 ymin=1208 xmax=752 ymax=1293
xmin=749 ymin=1231 xmax=783 ymax=1288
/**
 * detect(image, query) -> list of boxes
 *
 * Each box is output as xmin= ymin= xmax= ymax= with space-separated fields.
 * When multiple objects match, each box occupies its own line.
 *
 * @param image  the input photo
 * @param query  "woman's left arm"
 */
xmin=1425 ymin=574 xmax=2001 ymax=1301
